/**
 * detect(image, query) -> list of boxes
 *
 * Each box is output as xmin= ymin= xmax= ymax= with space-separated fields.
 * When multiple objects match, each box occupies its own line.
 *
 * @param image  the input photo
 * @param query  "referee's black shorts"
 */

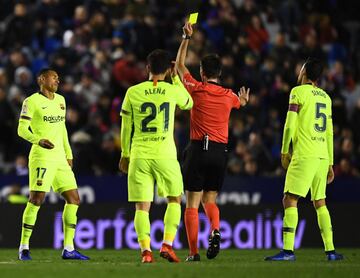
xmin=182 ymin=140 xmax=228 ymax=192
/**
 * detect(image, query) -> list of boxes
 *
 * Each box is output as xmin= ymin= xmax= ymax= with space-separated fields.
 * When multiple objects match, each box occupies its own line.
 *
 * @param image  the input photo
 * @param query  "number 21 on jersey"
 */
xmin=140 ymin=102 xmax=170 ymax=133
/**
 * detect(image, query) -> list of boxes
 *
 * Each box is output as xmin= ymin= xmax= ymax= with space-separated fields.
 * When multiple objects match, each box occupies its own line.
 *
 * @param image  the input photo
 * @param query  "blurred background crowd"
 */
xmin=0 ymin=0 xmax=360 ymax=178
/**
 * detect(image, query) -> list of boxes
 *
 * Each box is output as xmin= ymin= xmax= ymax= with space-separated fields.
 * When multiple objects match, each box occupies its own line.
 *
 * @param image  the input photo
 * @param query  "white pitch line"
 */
xmin=0 ymin=260 xmax=53 ymax=264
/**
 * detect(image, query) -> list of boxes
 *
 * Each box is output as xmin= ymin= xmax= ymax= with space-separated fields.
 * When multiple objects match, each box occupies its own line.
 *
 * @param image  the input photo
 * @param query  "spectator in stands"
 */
xmin=334 ymin=158 xmax=360 ymax=177
xmin=0 ymin=0 xmax=359 ymax=177
xmin=8 ymin=155 xmax=28 ymax=176
xmin=1 ymin=3 xmax=33 ymax=49
xmin=245 ymin=15 xmax=269 ymax=54
xmin=74 ymin=73 xmax=103 ymax=108
xmin=0 ymin=87 xmax=15 ymax=161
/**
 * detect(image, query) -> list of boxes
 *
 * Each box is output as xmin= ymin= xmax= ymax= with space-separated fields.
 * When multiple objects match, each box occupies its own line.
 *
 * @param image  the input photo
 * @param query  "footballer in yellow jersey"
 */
xmin=119 ymin=49 xmax=193 ymax=263
xmin=17 ymin=69 xmax=89 ymax=261
xmin=265 ymin=59 xmax=343 ymax=261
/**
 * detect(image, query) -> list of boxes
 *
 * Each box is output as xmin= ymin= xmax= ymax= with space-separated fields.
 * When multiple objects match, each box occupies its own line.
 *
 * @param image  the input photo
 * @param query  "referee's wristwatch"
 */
xmin=182 ymin=33 xmax=191 ymax=40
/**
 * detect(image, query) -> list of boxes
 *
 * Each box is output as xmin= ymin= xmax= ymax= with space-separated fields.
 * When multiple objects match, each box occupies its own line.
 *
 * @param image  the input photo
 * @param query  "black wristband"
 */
xmin=182 ymin=34 xmax=191 ymax=40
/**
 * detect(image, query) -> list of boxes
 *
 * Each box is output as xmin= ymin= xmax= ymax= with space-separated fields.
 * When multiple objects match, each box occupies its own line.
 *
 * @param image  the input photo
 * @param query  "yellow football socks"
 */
xmin=316 ymin=206 xmax=335 ymax=251
xmin=163 ymin=203 xmax=181 ymax=246
xmin=20 ymin=202 xmax=40 ymax=247
xmin=283 ymin=207 xmax=298 ymax=251
xmin=63 ymin=204 xmax=78 ymax=250
xmin=134 ymin=210 xmax=151 ymax=251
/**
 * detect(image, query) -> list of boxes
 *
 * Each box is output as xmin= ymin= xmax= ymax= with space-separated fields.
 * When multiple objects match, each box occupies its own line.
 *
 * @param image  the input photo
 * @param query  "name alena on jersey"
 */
xmin=43 ymin=115 xmax=65 ymax=123
xmin=145 ymin=87 xmax=165 ymax=96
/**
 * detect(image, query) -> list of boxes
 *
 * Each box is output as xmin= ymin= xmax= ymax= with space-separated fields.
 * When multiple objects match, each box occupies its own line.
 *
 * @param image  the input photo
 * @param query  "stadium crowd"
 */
xmin=0 ymin=0 xmax=359 ymax=177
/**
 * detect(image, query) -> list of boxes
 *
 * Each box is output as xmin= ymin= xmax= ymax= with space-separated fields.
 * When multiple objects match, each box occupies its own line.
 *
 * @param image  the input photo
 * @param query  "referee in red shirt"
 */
xmin=176 ymin=22 xmax=250 ymax=261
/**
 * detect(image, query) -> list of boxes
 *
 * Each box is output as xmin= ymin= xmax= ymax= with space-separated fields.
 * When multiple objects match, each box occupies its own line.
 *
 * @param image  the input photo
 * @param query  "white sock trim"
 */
xmin=163 ymin=240 xmax=172 ymax=246
xmin=64 ymin=245 xmax=75 ymax=252
xmin=19 ymin=245 xmax=29 ymax=252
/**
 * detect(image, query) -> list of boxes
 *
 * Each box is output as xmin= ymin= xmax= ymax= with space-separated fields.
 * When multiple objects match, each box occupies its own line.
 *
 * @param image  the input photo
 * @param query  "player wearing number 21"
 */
xmin=119 ymin=49 xmax=193 ymax=263
xmin=17 ymin=69 xmax=89 ymax=260
xmin=265 ymin=59 xmax=343 ymax=261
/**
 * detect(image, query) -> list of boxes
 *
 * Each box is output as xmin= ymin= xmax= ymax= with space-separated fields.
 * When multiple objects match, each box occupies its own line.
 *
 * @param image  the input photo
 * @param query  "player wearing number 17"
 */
xmin=119 ymin=49 xmax=193 ymax=263
xmin=265 ymin=59 xmax=343 ymax=261
xmin=17 ymin=69 xmax=89 ymax=261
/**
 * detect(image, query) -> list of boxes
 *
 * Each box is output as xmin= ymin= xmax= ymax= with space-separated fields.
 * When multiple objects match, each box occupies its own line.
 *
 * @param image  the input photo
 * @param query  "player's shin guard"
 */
xmin=185 ymin=208 xmax=199 ymax=255
xmin=316 ymin=206 xmax=334 ymax=251
xmin=283 ymin=207 xmax=298 ymax=251
xmin=163 ymin=203 xmax=181 ymax=246
xmin=63 ymin=204 xmax=78 ymax=251
xmin=20 ymin=202 xmax=40 ymax=249
xmin=134 ymin=210 xmax=151 ymax=252
xmin=204 ymin=203 xmax=220 ymax=231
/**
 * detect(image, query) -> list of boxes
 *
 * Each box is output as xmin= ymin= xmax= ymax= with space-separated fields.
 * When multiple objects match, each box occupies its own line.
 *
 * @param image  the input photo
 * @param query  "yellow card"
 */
xmin=189 ymin=12 xmax=198 ymax=24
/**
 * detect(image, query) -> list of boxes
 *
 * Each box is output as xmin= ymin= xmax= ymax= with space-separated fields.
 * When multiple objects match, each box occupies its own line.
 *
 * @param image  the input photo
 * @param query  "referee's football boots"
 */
xmin=207 ymin=229 xmax=221 ymax=259
xmin=185 ymin=253 xmax=200 ymax=262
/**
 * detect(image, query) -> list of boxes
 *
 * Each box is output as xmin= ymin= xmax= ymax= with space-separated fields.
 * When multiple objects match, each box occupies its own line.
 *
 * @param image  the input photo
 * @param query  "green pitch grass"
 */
xmin=1 ymin=249 xmax=359 ymax=278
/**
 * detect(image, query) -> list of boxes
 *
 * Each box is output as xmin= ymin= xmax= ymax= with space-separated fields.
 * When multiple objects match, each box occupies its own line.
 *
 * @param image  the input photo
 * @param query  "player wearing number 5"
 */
xmin=265 ymin=59 xmax=343 ymax=261
xmin=17 ymin=69 xmax=89 ymax=261
xmin=119 ymin=49 xmax=193 ymax=263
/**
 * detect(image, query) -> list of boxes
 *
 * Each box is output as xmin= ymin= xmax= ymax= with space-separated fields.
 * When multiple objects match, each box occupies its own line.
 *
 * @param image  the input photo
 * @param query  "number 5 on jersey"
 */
xmin=315 ymin=102 xmax=327 ymax=132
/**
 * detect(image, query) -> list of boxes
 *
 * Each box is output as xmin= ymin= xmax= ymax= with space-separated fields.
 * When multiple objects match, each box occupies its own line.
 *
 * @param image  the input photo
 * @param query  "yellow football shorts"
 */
xmin=284 ymin=157 xmax=329 ymax=200
xmin=29 ymin=159 xmax=77 ymax=194
xmin=128 ymin=158 xmax=183 ymax=202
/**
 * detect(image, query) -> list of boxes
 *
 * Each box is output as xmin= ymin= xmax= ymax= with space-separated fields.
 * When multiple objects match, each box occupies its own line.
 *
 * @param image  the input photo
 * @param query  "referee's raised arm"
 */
xmin=175 ymin=22 xmax=192 ymax=81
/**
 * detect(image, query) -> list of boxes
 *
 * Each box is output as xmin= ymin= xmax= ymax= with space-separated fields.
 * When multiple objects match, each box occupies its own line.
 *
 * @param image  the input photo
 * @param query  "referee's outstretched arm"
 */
xmin=175 ymin=22 xmax=193 ymax=80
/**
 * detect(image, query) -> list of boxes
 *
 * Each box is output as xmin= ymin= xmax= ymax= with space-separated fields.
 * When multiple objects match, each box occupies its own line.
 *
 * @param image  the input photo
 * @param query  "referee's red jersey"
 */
xmin=182 ymin=72 xmax=241 ymax=144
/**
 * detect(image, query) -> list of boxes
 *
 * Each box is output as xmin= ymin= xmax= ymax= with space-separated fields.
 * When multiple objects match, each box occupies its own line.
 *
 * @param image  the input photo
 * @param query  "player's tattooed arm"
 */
xmin=281 ymin=153 xmax=292 ymax=170
xmin=327 ymin=165 xmax=334 ymax=184
xmin=119 ymin=157 xmax=129 ymax=174
xmin=39 ymin=139 xmax=55 ymax=149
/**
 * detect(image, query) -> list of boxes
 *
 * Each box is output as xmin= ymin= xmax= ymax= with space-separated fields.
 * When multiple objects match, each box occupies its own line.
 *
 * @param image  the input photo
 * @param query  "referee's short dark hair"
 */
xmin=201 ymin=54 xmax=222 ymax=79
xmin=304 ymin=58 xmax=323 ymax=82
xmin=147 ymin=49 xmax=172 ymax=75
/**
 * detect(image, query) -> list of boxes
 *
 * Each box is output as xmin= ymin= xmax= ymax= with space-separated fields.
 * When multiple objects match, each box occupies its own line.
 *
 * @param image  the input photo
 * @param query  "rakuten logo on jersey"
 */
xmin=43 ymin=115 xmax=65 ymax=123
